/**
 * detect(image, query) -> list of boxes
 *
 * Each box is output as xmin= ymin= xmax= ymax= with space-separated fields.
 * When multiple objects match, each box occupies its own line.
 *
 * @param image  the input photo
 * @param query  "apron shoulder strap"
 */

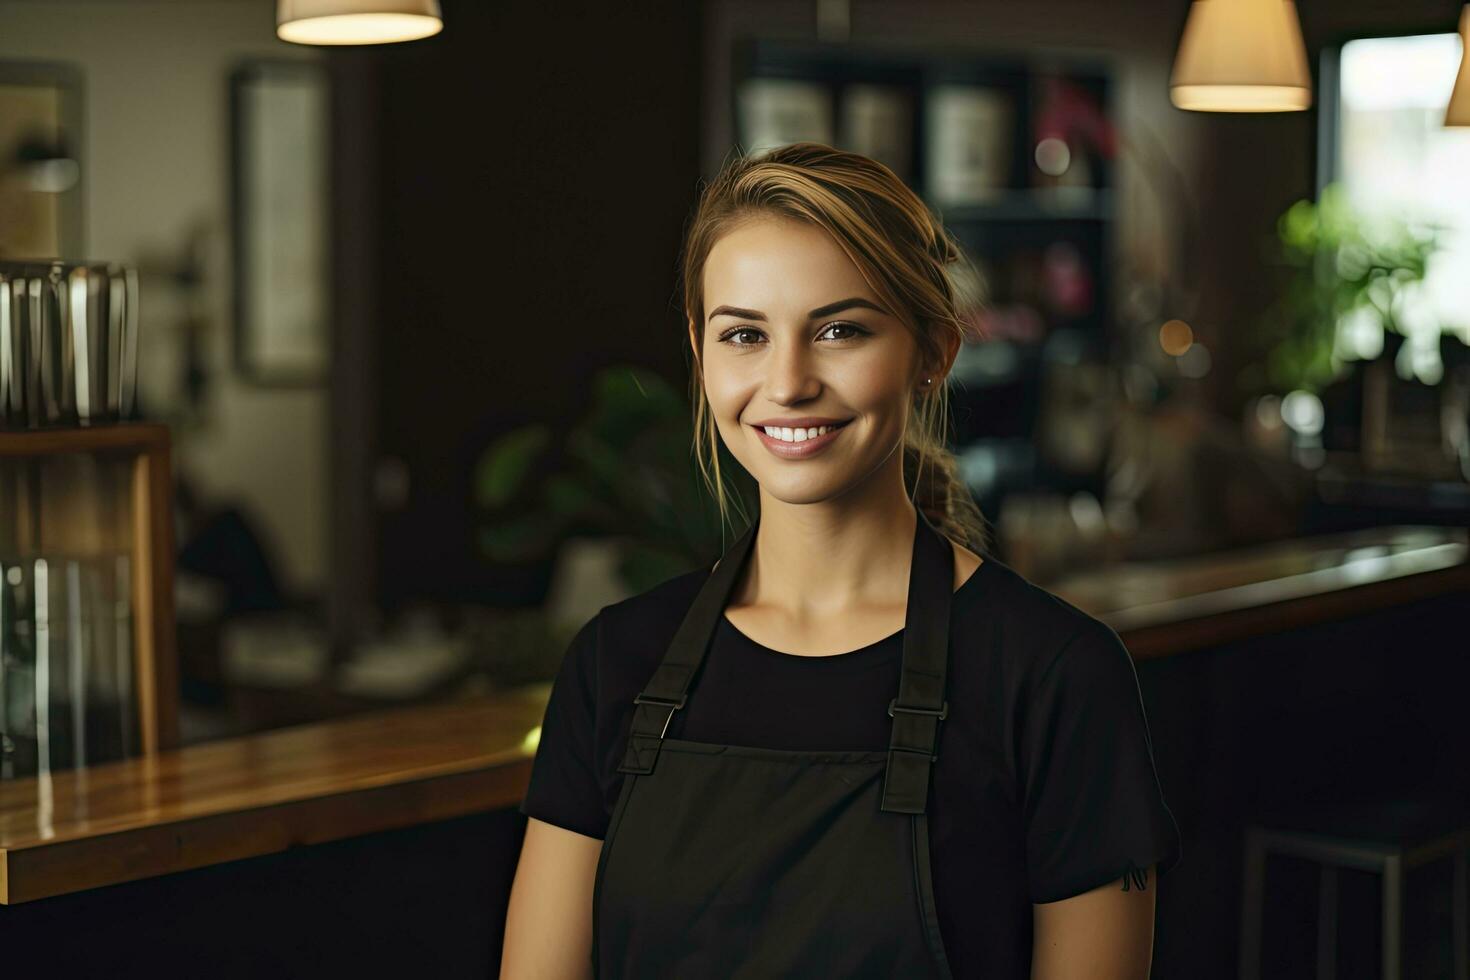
xmin=881 ymin=508 xmax=955 ymax=815
xmin=617 ymin=519 xmax=757 ymax=775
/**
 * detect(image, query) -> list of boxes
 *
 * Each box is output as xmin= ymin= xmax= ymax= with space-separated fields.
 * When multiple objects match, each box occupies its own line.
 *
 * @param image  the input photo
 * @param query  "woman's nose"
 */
xmin=762 ymin=344 xmax=821 ymax=402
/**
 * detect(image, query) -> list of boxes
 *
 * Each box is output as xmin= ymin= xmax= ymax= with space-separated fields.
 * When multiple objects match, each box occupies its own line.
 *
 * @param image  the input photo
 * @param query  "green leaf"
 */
xmin=477 ymin=510 xmax=562 ymax=562
xmin=474 ymin=425 xmax=551 ymax=509
xmin=544 ymin=473 xmax=598 ymax=520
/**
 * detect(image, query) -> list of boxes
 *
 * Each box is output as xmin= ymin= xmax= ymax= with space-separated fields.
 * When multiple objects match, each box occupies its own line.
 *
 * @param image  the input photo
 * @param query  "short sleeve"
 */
xmin=1019 ymin=620 xmax=1182 ymax=904
xmin=518 ymin=614 xmax=609 ymax=840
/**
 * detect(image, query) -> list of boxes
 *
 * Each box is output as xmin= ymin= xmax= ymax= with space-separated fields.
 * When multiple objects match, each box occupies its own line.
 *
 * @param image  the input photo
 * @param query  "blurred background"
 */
xmin=1 ymin=0 xmax=1468 ymax=975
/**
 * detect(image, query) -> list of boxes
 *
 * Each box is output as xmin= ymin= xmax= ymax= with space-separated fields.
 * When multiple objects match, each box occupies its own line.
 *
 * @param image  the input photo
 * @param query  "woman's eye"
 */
xmin=820 ymin=321 xmax=867 ymax=341
xmin=723 ymin=327 xmax=763 ymax=346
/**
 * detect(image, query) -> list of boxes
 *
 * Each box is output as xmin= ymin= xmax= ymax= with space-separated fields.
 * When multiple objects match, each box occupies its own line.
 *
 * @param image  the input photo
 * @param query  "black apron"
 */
xmin=592 ymin=508 xmax=958 ymax=979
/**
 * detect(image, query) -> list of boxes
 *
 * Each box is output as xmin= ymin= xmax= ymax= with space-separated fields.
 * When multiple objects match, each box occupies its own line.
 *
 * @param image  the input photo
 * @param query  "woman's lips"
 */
xmin=750 ymin=421 xmax=849 ymax=458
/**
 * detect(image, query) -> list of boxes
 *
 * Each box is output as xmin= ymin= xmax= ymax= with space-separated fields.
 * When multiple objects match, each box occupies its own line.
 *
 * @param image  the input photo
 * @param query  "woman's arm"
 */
xmin=501 ymin=817 xmax=603 ymax=979
xmin=1030 ymin=864 xmax=1157 ymax=980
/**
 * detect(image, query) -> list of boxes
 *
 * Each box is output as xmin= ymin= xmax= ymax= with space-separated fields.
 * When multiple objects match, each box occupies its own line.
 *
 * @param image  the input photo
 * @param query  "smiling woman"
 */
xmin=504 ymin=143 xmax=1180 ymax=980
xmin=697 ymin=213 xmax=959 ymax=510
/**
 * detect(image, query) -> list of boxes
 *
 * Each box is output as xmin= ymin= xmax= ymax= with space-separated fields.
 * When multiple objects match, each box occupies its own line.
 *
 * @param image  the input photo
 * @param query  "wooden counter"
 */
xmin=2 ymin=523 xmax=1465 ymax=907
xmin=0 ymin=689 xmax=549 ymax=904
xmin=1053 ymin=524 xmax=1470 ymax=660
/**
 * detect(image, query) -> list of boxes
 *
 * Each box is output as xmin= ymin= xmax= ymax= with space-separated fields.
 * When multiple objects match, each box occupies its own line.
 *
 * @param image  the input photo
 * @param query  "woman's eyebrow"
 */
xmin=707 ymin=297 xmax=890 ymax=322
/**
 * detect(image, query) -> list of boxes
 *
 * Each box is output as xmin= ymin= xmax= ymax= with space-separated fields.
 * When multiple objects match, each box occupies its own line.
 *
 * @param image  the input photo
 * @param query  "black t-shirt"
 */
xmin=519 ymin=553 xmax=1183 ymax=978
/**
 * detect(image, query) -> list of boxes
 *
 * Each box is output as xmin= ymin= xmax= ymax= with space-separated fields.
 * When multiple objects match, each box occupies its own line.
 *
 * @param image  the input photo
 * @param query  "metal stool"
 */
xmin=1239 ymin=801 xmax=1470 ymax=980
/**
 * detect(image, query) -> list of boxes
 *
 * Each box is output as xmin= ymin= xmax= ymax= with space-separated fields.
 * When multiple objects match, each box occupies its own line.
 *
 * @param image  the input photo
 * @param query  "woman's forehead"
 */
xmin=703 ymin=218 xmax=875 ymax=310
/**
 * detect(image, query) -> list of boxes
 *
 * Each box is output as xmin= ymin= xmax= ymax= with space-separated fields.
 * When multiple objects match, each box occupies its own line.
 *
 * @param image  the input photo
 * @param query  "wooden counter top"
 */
xmin=0 ymin=690 xmax=549 ymax=904
xmin=1052 ymin=524 xmax=1470 ymax=660
xmin=3 ymin=523 xmax=1465 ymax=905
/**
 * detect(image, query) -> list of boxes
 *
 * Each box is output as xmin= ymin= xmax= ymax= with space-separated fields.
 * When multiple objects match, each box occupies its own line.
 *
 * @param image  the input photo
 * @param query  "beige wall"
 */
xmin=0 ymin=0 xmax=328 ymax=597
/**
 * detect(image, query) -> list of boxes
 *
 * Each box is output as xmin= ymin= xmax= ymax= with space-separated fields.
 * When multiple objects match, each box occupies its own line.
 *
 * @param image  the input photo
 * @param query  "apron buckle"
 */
xmin=633 ymin=692 xmax=687 ymax=738
xmin=888 ymin=698 xmax=948 ymax=721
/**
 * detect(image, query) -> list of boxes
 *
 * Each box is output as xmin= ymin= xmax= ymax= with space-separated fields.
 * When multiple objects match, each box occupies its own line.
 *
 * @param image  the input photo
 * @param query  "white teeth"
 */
xmin=762 ymin=423 xmax=840 ymax=443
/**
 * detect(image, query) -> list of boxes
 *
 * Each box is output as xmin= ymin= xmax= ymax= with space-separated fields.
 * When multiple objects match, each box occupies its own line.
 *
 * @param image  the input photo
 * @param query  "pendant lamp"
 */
xmin=1170 ymin=0 xmax=1312 ymax=111
xmin=1447 ymin=5 xmax=1470 ymax=126
xmin=277 ymin=0 xmax=442 ymax=45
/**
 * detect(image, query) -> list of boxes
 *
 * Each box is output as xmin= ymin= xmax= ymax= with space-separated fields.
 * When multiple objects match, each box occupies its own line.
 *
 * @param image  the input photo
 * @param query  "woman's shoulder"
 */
xmin=596 ymin=564 xmax=710 ymax=636
xmin=569 ymin=564 xmax=711 ymax=683
xmin=956 ymin=554 xmax=1130 ymax=683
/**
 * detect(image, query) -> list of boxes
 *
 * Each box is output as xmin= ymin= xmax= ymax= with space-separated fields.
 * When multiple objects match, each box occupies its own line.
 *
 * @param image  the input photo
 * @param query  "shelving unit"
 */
xmin=0 ymin=423 xmax=179 ymax=766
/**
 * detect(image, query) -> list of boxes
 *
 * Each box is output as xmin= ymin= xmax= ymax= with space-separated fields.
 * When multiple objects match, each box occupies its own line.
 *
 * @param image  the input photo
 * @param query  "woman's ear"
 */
xmin=921 ymin=331 xmax=962 ymax=388
xmin=939 ymin=330 xmax=962 ymax=377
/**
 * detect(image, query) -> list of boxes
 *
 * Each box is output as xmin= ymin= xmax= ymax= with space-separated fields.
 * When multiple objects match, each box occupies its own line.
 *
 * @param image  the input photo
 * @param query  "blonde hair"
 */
xmin=681 ymin=141 xmax=991 ymax=553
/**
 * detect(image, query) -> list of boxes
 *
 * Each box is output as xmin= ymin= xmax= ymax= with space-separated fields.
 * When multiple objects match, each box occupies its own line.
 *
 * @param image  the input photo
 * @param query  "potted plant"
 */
xmin=1248 ymin=182 xmax=1439 ymax=397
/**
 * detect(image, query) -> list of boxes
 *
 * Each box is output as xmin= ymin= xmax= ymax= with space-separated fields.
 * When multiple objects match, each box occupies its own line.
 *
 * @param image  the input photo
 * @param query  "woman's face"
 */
xmin=699 ymin=215 xmax=927 ymax=507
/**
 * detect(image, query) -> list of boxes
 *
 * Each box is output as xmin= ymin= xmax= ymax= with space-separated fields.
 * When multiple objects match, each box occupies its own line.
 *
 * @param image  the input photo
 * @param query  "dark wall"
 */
xmin=363 ymin=0 xmax=704 ymax=608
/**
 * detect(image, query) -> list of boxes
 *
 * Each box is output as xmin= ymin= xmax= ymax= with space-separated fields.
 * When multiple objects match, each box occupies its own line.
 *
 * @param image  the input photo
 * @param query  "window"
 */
xmin=1331 ymin=31 xmax=1470 ymax=383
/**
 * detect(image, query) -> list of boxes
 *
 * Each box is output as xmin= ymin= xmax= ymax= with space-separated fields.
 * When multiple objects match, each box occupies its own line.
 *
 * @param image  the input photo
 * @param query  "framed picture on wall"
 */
xmin=230 ymin=59 xmax=329 ymax=386
xmin=0 ymin=60 xmax=85 ymax=260
xmin=736 ymin=78 xmax=833 ymax=155
xmin=839 ymin=84 xmax=913 ymax=183
xmin=925 ymin=84 xmax=1014 ymax=207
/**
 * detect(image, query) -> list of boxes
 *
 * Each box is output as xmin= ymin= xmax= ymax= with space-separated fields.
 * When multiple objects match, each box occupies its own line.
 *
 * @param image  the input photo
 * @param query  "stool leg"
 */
xmin=1382 ymin=854 xmax=1403 ymax=980
xmin=1453 ymin=843 xmax=1468 ymax=980
xmin=1240 ymin=830 xmax=1266 ymax=980
xmin=1317 ymin=865 xmax=1338 ymax=980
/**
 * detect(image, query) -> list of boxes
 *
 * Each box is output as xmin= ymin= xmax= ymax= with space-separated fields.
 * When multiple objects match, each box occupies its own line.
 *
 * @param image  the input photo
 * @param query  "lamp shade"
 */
xmin=277 ymin=0 xmax=442 ymax=45
xmin=1448 ymin=5 xmax=1470 ymax=126
xmin=1171 ymin=0 xmax=1312 ymax=111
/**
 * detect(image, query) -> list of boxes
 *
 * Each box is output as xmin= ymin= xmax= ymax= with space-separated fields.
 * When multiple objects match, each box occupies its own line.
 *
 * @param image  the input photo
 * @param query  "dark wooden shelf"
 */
xmin=0 ymin=420 xmax=168 ymax=457
xmin=936 ymin=187 xmax=1114 ymax=223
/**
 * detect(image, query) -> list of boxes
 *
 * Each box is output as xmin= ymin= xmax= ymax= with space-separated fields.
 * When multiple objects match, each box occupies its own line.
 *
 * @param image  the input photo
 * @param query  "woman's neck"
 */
xmin=733 ymin=473 xmax=922 ymax=626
